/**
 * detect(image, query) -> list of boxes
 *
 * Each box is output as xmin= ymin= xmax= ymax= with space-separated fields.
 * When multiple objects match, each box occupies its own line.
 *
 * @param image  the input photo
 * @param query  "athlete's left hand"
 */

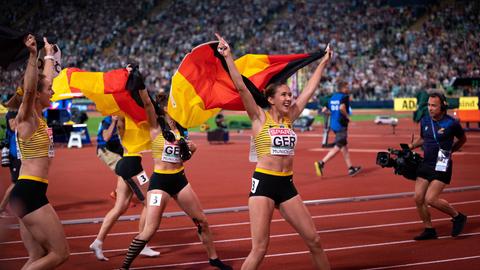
xmin=215 ymin=33 xmax=230 ymax=57
xmin=186 ymin=140 xmax=197 ymax=153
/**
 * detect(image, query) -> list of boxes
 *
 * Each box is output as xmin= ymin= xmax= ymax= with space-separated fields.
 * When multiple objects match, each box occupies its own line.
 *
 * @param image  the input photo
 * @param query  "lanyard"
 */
xmin=430 ymin=119 xmax=440 ymax=146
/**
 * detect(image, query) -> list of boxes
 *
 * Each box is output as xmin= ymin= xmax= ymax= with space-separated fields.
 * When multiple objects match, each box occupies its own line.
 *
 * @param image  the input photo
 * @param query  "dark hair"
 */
xmin=154 ymin=92 xmax=168 ymax=114
xmin=264 ymin=82 xmax=286 ymax=100
xmin=429 ymin=92 xmax=448 ymax=111
xmin=151 ymin=92 xmax=177 ymax=143
xmin=152 ymin=92 xmax=191 ymax=160
xmin=37 ymin=73 xmax=47 ymax=92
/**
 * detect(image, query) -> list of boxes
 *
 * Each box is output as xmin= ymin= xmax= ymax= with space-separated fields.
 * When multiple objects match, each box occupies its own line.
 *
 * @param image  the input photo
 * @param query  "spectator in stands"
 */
xmin=1 ymin=1 xmax=479 ymax=104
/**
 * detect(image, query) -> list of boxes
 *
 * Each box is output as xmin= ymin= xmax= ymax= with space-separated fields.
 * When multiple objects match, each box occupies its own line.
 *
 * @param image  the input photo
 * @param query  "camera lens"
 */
xmin=376 ymin=152 xmax=390 ymax=167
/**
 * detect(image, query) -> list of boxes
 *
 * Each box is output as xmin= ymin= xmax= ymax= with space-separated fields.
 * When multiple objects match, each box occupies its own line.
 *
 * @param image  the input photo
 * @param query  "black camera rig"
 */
xmin=376 ymin=143 xmax=423 ymax=180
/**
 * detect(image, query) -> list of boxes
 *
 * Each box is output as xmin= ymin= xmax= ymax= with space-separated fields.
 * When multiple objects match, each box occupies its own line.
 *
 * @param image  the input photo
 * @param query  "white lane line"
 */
xmin=127 ymin=233 xmax=480 ymax=269
xmin=7 ymin=186 xmax=479 ymax=228
xmin=1 ymin=216 xmax=479 ymax=262
xmin=2 ymin=200 xmax=479 ymax=245
xmin=360 ymin=255 xmax=480 ymax=270
xmin=309 ymin=148 xmax=480 ymax=155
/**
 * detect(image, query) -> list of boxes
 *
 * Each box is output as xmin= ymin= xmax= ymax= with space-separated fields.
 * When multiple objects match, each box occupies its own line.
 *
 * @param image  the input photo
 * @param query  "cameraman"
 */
xmin=408 ymin=92 xmax=467 ymax=240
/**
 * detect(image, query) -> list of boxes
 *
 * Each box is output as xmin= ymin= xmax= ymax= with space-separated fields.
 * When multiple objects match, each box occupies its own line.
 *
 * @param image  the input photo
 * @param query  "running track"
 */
xmin=1 ymin=119 xmax=479 ymax=269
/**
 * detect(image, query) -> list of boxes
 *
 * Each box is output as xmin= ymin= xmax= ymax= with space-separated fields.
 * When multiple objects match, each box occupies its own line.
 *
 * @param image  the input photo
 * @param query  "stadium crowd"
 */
xmin=1 ymin=0 xmax=157 ymax=100
xmin=1 ymin=0 xmax=479 ymax=101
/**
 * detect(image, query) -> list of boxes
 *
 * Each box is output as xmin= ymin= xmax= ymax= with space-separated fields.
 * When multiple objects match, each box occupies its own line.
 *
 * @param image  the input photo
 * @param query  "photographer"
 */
xmin=408 ymin=92 xmax=467 ymax=240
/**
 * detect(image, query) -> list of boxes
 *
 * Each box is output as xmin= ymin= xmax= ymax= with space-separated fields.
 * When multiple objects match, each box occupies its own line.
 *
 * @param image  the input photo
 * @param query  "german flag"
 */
xmin=168 ymin=41 xmax=325 ymax=128
xmin=123 ymin=115 xmax=151 ymax=154
xmin=52 ymin=68 xmax=147 ymax=124
xmin=52 ymin=68 xmax=151 ymax=153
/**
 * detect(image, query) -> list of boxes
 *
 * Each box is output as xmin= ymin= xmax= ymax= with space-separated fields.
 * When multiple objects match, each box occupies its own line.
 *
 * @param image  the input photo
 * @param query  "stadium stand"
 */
xmin=1 ymin=0 xmax=479 ymax=103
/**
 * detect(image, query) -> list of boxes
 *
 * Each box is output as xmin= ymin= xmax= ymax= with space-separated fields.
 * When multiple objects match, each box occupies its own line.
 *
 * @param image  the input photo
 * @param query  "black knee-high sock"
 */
xmin=121 ymin=238 xmax=147 ymax=269
xmin=123 ymin=177 xmax=145 ymax=201
xmin=209 ymin=258 xmax=233 ymax=270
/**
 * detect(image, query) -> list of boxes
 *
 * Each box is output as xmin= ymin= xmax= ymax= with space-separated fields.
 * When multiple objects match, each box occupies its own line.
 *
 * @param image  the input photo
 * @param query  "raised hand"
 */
xmin=126 ymin=64 xmax=133 ymax=73
xmin=322 ymin=43 xmax=333 ymax=63
xmin=24 ymin=34 xmax=37 ymax=55
xmin=215 ymin=33 xmax=230 ymax=57
xmin=43 ymin=37 xmax=54 ymax=56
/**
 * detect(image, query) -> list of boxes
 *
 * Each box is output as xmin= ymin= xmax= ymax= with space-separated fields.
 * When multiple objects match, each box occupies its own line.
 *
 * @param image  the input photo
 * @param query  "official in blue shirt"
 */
xmin=96 ymin=116 xmax=124 ymax=178
xmin=0 ymin=110 xmax=21 ymax=217
xmin=314 ymin=80 xmax=361 ymax=177
xmin=409 ymin=92 xmax=467 ymax=240
xmin=4 ymin=111 xmax=21 ymax=181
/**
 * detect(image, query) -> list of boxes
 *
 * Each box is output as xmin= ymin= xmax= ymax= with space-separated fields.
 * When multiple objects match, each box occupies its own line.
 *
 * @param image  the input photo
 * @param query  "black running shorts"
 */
xmin=9 ymin=178 xmax=49 ymax=218
xmin=249 ymin=170 xmax=298 ymax=205
xmin=416 ymin=162 xmax=453 ymax=184
xmin=148 ymin=170 xmax=188 ymax=196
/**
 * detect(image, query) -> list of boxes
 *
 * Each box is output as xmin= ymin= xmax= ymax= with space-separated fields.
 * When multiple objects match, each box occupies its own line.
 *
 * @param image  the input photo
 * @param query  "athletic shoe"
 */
xmin=314 ymin=161 xmax=324 ymax=176
xmin=348 ymin=166 xmax=362 ymax=176
xmin=209 ymin=258 xmax=233 ymax=270
xmin=140 ymin=245 xmax=160 ymax=257
xmin=451 ymin=213 xmax=467 ymax=237
xmin=414 ymin=228 xmax=438 ymax=240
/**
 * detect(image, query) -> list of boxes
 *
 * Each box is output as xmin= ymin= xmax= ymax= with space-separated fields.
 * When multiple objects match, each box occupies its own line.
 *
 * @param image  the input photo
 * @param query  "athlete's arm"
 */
xmin=41 ymin=37 xmax=55 ymax=83
xmin=290 ymin=44 xmax=332 ymax=120
xmin=17 ymin=35 xmax=38 ymax=123
xmin=16 ymin=35 xmax=39 ymax=139
xmin=215 ymin=33 xmax=264 ymax=125
xmin=138 ymin=89 xmax=158 ymax=129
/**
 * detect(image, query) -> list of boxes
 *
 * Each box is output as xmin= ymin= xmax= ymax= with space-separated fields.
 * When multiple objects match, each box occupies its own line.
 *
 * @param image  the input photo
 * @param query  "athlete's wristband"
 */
xmin=44 ymin=55 xmax=55 ymax=61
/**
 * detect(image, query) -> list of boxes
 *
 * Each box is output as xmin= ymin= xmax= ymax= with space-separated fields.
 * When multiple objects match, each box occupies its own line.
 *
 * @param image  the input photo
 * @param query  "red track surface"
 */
xmin=1 ymin=119 xmax=479 ymax=269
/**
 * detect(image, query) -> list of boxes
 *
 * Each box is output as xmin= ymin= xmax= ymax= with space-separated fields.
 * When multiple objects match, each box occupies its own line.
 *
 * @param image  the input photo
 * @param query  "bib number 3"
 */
xmin=251 ymin=178 xmax=260 ymax=193
xmin=136 ymin=171 xmax=149 ymax=185
xmin=149 ymin=193 xmax=162 ymax=207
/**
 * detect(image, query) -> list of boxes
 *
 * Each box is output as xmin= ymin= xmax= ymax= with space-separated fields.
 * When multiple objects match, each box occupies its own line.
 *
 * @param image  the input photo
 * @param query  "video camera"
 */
xmin=376 ymin=143 xmax=423 ymax=180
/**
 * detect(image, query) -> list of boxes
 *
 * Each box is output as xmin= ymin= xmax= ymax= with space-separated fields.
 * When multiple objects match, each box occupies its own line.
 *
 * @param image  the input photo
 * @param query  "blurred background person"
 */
xmin=0 ymin=109 xmax=21 ymax=218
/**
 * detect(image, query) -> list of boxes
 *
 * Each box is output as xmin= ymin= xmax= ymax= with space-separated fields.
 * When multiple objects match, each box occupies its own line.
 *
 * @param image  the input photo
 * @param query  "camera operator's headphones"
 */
xmin=430 ymin=92 xmax=448 ymax=111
